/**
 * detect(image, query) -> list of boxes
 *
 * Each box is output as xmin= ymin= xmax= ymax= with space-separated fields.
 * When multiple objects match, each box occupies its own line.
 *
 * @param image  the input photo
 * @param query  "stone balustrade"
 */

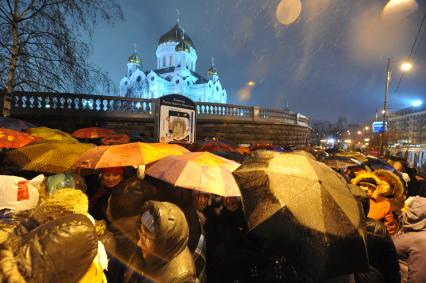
xmin=4 ymin=91 xmax=309 ymax=127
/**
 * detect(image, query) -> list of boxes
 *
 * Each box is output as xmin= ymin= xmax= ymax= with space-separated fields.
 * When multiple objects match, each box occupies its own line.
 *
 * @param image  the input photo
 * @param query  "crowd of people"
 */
xmin=0 ymin=146 xmax=426 ymax=283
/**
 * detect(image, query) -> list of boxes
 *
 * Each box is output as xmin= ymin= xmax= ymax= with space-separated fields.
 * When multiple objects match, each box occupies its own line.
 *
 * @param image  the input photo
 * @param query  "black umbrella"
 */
xmin=322 ymin=155 xmax=362 ymax=170
xmin=233 ymin=151 xmax=368 ymax=282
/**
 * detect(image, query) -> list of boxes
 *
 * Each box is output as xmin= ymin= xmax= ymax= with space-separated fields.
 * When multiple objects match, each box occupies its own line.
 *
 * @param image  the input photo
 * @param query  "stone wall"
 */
xmin=16 ymin=114 xmax=310 ymax=146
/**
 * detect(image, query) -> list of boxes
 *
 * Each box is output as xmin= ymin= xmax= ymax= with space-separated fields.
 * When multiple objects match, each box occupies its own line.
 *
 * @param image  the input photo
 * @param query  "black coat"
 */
xmin=358 ymin=219 xmax=400 ymax=283
xmin=121 ymin=201 xmax=196 ymax=283
xmin=0 ymin=214 xmax=98 ymax=283
xmin=205 ymin=206 xmax=254 ymax=282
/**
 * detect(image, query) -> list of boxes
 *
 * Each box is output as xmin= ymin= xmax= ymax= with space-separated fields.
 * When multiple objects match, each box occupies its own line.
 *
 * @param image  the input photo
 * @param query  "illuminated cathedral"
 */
xmin=119 ymin=19 xmax=227 ymax=103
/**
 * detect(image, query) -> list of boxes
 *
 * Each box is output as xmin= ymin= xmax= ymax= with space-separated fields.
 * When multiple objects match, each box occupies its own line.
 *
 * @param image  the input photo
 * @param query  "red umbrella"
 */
xmin=250 ymin=143 xmax=274 ymax=151
xmin=101 ymin=134 xmax=130 ymax=145
xmin=71 ymin=127 xmax=115 ymax=139
xmin=195 ymin=140 xmax=237 ymax=153
xmin=0 ymin=128 xmax=35 ymax=148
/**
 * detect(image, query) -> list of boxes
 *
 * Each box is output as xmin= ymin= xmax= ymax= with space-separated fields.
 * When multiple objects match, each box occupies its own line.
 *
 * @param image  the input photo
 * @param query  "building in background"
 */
xmin=119 ymin=19 xmax=227 ymax=103
xmin=388 ymin=105 xmax=426 ymax=145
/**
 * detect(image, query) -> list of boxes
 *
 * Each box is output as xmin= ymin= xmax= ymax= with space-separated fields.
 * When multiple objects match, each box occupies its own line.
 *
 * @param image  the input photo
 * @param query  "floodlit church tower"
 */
xmin=118 ymin=16 xmax=227 ymax=103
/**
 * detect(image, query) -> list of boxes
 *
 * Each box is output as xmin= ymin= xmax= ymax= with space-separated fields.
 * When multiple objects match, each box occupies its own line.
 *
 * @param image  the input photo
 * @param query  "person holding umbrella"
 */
xmin=351 ymin=172 xmax=399 ymax=235
xmin=205 ymin=196 xmax=254 ymax=282
xmin=122 ymin=201 xmax=196 ymax=283
xmin=393 ymin=196 xmax=426 ymax=283
xmin=89 ymin=166 xmax=125 ymax=222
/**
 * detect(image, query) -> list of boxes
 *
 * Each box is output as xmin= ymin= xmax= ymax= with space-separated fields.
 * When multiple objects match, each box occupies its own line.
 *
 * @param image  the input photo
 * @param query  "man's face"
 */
xmin=223 ymin=197 xmax=240 ymax=212
xmin=102 ymin=172 xmax=123 ymax=188
xmin=193 ymin=193 xmax=209 ymax=211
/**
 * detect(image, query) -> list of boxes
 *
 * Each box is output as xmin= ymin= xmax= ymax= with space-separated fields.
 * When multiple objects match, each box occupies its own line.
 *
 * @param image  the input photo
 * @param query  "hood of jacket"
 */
xmin=138 ymin=201 xmax=189 ymax=262
xmin=401 ymin=196 xmax=426 ymax=232
xmin=373 ymin=169 xmax=404 ymax=198
xmin=109 ymin=177 xmax=159 ymax=219
xmin=0 ymin=214 xmax=98 ymax=283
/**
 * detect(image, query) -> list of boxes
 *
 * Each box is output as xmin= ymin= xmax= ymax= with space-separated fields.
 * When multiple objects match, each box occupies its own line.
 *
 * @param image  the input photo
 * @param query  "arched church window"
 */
xmin=136 ymin=76 xmax=142 ymax=82
xmin=176 ymin=79 xmax=180 ymax=84
xmin=150 ymin=76 xmax=155 ymax=81
xmin=129 ymin=71 xmax=132 ymax=77
xmin=162 ymin=56 xmax=166 ymax=67
xmin=170 ymin=56 xmax=174 ymax=66
xmin=216 ymin=86 xmax=219 ymax=92
xmin=187 ymin=81 xmax=190 ymax=86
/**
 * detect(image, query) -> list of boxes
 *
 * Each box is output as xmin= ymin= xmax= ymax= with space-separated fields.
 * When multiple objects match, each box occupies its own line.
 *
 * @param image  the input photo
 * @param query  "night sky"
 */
xmin=90 ymin=0 xmax=426 ymax=124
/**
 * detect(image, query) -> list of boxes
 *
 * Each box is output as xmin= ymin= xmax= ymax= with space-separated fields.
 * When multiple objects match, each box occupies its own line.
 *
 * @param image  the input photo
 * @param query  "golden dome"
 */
xmin=175 ymin=40 xmax=190 ymax=53
xmin=128 ymin=53 xmax=142 ymax=64
xmin=159 ymin=24 xmax=194 ymax=48
xmin=207 ymin=66 xmax=218 ymax=76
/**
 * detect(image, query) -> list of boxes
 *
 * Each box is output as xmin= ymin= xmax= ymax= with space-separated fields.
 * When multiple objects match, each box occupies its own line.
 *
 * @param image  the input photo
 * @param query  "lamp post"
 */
xmin=379 ymin=59 xmax=391 ymax=157
xmin=379 ymin=58 xmax=412 ymax=156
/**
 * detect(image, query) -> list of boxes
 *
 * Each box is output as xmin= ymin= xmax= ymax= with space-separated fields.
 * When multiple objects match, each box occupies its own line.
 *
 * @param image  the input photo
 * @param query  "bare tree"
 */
xmin=0 ymin=0 xmax=123 ymax=117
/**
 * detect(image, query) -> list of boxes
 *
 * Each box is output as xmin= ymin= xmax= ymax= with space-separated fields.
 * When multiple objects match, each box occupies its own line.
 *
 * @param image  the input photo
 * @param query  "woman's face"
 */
xmin=102 ymin=172 xmax=123 ymax=188
xmin=137 ymin=224 xmax=155 ymax=259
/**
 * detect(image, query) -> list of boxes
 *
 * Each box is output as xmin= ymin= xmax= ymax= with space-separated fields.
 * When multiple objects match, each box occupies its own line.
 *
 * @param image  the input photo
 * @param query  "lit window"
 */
xmin=162 ymin=56 xmax=166 ymax=67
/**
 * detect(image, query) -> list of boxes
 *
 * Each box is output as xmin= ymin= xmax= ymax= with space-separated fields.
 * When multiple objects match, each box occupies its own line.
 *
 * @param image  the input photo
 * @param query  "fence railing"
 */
xmin=5 ymin=91 xmax=309 ymax=126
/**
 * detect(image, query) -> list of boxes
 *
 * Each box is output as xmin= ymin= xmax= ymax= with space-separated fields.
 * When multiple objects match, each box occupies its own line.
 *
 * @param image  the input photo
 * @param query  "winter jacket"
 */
xmin=348 ymin=184 xmax=400 ymax=283
xmin=0 ymin=188 xmax=89 ymax=243
xmin=393 ymin=196 xmax=426 ymax=283
xmin=122 ymin=201 xmax=196 ymax=283
xmin=205 ymin=206 xmax=254 ymax=282
xmin=368 ymin=196 xmax=398 ymax=235
xmin=0 ymin=214 xmax=98 ymax=283
xmin=365 ymin=219 xmax=400 ymax=283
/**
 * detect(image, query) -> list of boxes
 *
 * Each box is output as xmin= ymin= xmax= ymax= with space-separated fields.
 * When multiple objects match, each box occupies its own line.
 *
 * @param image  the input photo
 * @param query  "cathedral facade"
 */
xmin=119 ymin=20 xmax=227 ymax=103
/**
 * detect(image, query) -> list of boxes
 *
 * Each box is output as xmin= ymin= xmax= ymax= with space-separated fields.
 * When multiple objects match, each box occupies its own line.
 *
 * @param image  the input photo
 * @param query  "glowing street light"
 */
xmin=380 ymin=58 xmax=412 ymax=156
xmin=412 ymin=100 xmax=423 ymax=107
xmin=400 ymin=62 xmax=412 ymax=72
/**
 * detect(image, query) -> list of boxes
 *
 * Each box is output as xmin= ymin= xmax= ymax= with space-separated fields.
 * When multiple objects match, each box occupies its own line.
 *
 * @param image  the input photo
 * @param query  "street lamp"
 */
xmin=379 ymin=58 xmax=412 ymax=156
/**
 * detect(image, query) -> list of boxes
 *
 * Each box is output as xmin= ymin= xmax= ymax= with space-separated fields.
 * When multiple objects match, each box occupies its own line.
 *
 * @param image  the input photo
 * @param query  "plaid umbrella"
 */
xmin=145 ymin=151 xmax=241 ymax=197
xmin=250 ymin=143 xmax=274 ymax=151
xmin=26 ymin=127 xmax=78 ymax=142
xmin=72 ymin=127 xmax=115 ymax=139
xmin=0 ymin=128 xmax=35 ymax=148
xmin=233 ymin=151 xmax=368 ymax=281
xmin=7 ymin=140 xmax=94 ymax=174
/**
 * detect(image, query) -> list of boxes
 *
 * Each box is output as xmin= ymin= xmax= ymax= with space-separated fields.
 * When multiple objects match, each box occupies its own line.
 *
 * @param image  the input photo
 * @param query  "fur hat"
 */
xmin=373 ymin=169 xmax=404 ymax=198
xmin=351 ymin=172 xmax=382 ymax=190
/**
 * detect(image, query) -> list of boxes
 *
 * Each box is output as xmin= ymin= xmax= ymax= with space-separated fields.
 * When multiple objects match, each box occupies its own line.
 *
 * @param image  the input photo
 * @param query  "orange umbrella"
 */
xmin=101 ymin=134 xmax=130 ymax=145
xmin=72 ymin=127 xmax=115 ymax=139
xmin=0 ymin=128 xmax=35 ymax=148
xmin=195 ymin=140 xmax=237 ymax=153
xmin=72 ymin=142 xmax=190 ymax=169
xmin=236 ymin=146 xmax=251 ymax=154
xmin=145 ymin=152 xmax=241 ymax=197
